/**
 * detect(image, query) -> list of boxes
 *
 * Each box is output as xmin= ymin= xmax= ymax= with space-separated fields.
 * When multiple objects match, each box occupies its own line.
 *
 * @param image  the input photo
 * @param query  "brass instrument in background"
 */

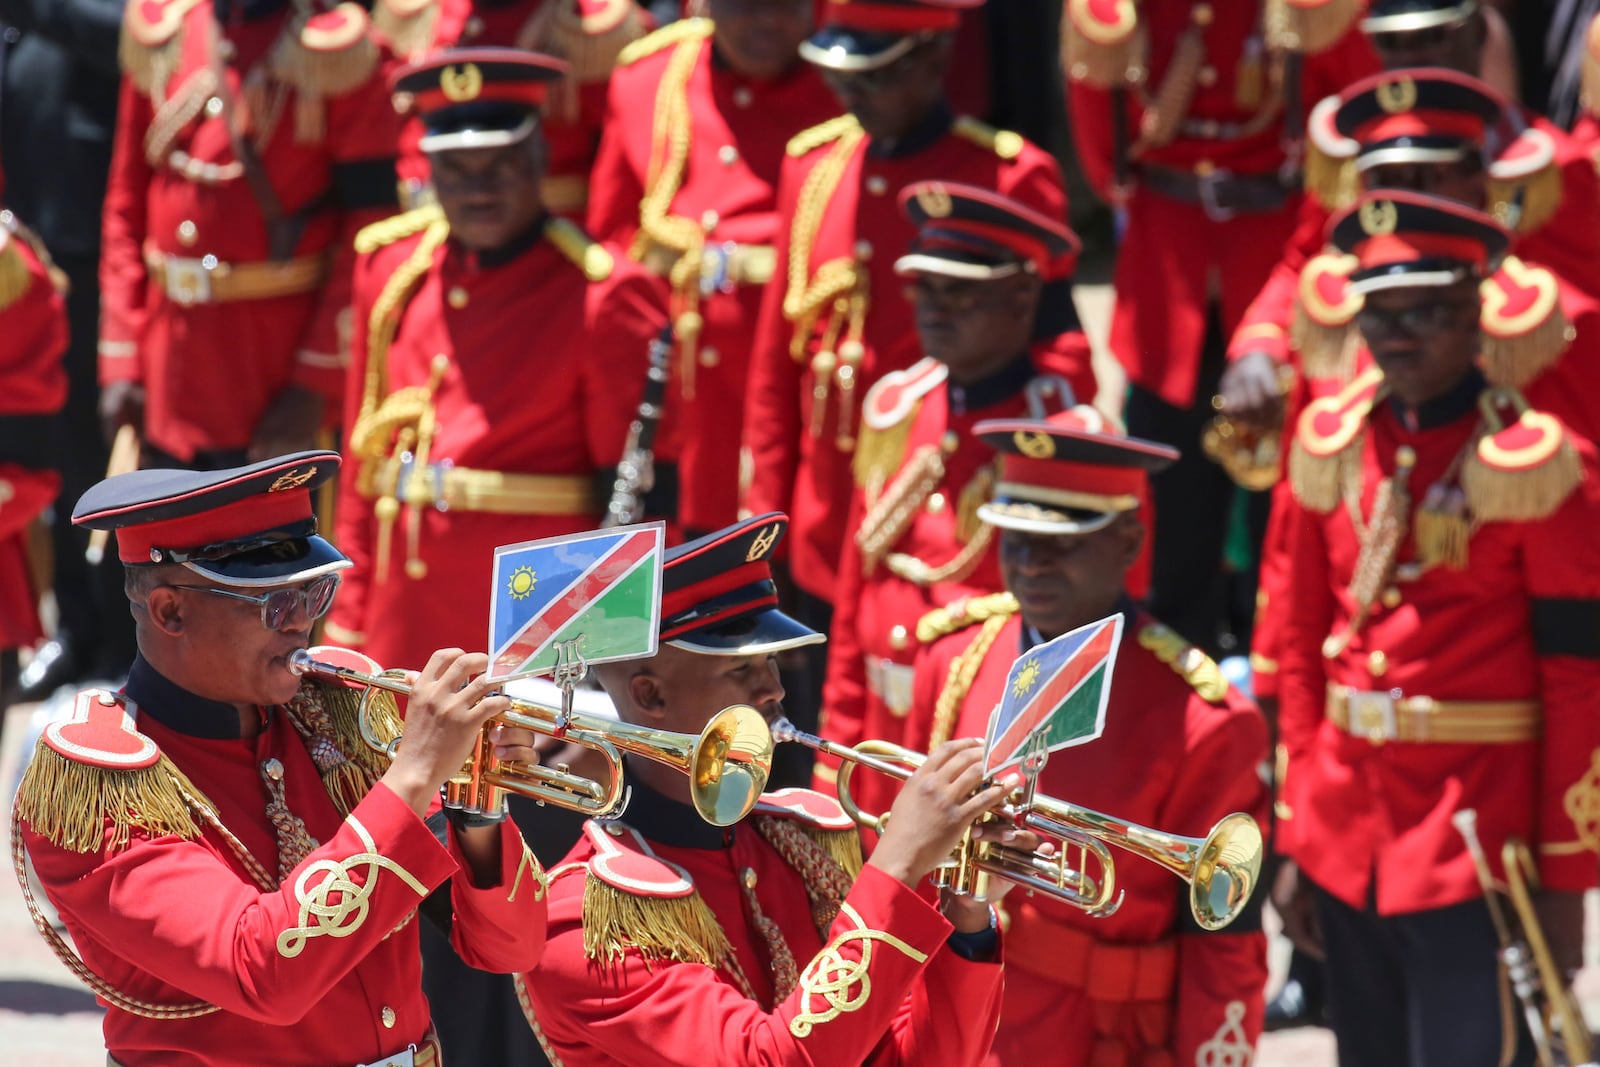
xmin=773 ymin=721 xmax=1263 ymax=930
xmin=1202 ymin=366 xmax=1297 ymax=492
xmin=1454 ymin=809 xmax=1596 ymax=1067
xmin=289 ymin=648 xmax=775 ymax=827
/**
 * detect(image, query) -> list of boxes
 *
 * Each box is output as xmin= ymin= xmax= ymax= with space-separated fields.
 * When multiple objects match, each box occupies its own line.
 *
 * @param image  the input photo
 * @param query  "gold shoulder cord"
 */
xmin=929 ymin=612 xmax=1012 ymax=748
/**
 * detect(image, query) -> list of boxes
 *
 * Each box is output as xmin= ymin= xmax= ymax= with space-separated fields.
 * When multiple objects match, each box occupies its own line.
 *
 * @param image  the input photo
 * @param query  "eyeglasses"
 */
xmin=1354 ymin=301 xmax=1478 ymax=339
xmin=163 ymin=574 xmax=341 ymax=631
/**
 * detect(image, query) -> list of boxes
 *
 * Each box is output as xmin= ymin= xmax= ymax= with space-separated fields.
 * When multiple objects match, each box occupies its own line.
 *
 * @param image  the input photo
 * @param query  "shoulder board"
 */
xmin=580 ymin=821 xmax=732 ymax=967
xmin=1137 ymin=621 xmax=1230 ymax=704
xmin=617 ymin=15 xmax=711 ymax=67
xmin=863 ymin=357 xmax=948 ymax=432
xmin=546 ymin=217 xmax=614 ymax=281
xmin=1288 ymin=365 xmax=1383 ymax=511
xmin=14 ymin=690 xmax=207 ymax=853
xmin=952 ymin=115 xmax=1025 ymax=160
xmin=916 ymin=592 xmax=1019 ymax=645
xmin=754 ymin=788 xmax=855 ymax=831
xmin=1479 ymin=255 xmax=1571 ymax=389
xmin=1488 ymin=125 xmax=1562 ymax=234
xmin=354 ymin=204 xmax=446 ymax=256
xmin=1303 ymin=95 xmax=1358 ymax=210
xmin=1462 ymin=391 xmax=1583 ymax=522
xmin=787 ymin=113 xmax=864 ymax=159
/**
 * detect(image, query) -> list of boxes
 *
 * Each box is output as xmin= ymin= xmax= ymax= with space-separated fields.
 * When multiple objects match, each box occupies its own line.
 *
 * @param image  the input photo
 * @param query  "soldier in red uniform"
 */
xmin=15 ymin=450 xmax=548 ymax=1067
xmin=909 ymin=410 xmax=1268 ymax=1067
xmin=1063 ymin=0 xmax=1374 ymax=654
xmin=328 ymin=49 xmax=663 ymax=671
xmin=0 ymin=210 xmax=69 ymax=703
xmin=98 ymin=0 xmax=402 ymax=470
xmin=813 ymin=181 xmax=1089 ymax=813
xmin=1273 ymin=192 xmax=1600 ymax=1064
xmin=586 ymin=0 xmax=838 ymax=538
xmin=326 ymin=48 xmax=663 ymax=1064
xmin=377 ymin=0 xmax=650 ymax=217
xmin=521 ymin=513 xmax=1017 ymax=1066
xmin=741 ymin=0 xmax=1072 ymax=614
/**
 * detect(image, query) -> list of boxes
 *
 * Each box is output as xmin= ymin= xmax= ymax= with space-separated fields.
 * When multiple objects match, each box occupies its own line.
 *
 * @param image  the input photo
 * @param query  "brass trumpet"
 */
xmin=1454 ymin=809 xmax=1595 ymax=1067
xmin=773 ymin=721 xmax=1263 ymax=931
xmin=289 ymin=648 xmax=775 ymax=827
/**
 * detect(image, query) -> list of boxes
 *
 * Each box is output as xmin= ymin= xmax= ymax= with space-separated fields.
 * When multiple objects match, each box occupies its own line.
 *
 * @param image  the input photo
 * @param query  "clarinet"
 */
xmin=603 ymin=324 xmax=675 ymax=527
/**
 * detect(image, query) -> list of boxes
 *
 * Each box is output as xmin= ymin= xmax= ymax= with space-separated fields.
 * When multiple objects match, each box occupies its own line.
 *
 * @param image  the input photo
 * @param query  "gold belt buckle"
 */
xmin=1347 ymin=689 xmax=1400 ymax=744
xmin=358 ymin=1049 xmax=414 ymax=1067
xmin=163 ymin=255 xmax=215 ymax=306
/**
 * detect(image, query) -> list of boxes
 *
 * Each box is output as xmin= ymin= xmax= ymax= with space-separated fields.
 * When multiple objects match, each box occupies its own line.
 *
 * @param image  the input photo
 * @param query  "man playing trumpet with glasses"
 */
xmin=909 ymin=411 xmax=1271 ymax=1066
xmin=520 ymin=512 xmax=1026 ymax=1066
xmin=14 ymin=450 xmax=548 ymax=1067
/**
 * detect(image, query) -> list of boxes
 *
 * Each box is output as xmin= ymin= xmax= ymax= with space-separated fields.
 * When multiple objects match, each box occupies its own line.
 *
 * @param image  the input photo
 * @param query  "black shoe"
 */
xmin=16 ymin=637 xmax=83 ymax=703
xmin=1264 ymin=978 xmax=1327 ymax=1032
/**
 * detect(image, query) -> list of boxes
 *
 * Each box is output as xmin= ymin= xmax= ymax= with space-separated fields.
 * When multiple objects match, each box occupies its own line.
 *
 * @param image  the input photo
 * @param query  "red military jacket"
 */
xmin=1228 ymin=107 xmax=1600 ymax=367
xmin=521 ymin=783 xmax=1005 ymax=1066
xmin=813 ymin=354 xmax=1088 ymax=811
xmin=377 ymin=0 xmax=648 ymax=217
xmin=0 ymin=218 xmax=67 ymax=648
xmin=742 ymin=108 xmax=1068 ymax=600
xmin=16 ymin=660 xmax=547 ymax=1067
xmin=1276 ymin=368 xmax=1600 ymax=913
xmin=99 ymin=0 xmax=400 ymax=461
xmin=328 ymin=207 xmax=664 ymax=668
xmin=1067 ymin=0 xmax=1373 ymax=408
xmin=587 ymin=18 xmax=841 ymax=534
xmin=910 ymin=603 xmax=1269 ymax=1067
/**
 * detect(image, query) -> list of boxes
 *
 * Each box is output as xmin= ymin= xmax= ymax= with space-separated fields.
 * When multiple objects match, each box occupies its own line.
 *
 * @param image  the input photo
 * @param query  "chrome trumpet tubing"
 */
xmin=289 ymin=648 xmax=775 ymax=827
xmin=771 ymin=718 xmax=1263 ymax=928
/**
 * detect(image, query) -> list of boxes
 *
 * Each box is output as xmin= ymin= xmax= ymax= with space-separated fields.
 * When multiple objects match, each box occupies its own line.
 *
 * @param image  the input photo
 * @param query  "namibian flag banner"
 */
xmin=983 ymin=613 xmax=1123 ymax=776
xmin=487 ymin=522 xmax=665 ymax=681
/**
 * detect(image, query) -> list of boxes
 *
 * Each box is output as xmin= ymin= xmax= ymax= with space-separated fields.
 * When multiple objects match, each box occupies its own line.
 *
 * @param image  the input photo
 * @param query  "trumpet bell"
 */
xmin=687 ymin=705 xmax=777 ymax=827
xmin=1190 ymin=812 xmax=1265 ymax=931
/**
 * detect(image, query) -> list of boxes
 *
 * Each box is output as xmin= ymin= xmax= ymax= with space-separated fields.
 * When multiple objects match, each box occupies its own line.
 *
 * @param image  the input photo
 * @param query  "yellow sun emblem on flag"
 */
xmin=507 ymin=565 xmax=537 ymax=600
xmin=1012 ymin=659 xmax=1040 ymax=697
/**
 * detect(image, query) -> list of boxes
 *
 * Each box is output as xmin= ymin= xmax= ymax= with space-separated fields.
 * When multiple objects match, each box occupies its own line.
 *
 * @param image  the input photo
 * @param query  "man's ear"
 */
xmin=628 ymin=671 xmax=669 ymax=722
xmin=144 ymin=586 xmax=187 ymax=637
xmin=1116 ymin=511 xmax=1146 ymax=570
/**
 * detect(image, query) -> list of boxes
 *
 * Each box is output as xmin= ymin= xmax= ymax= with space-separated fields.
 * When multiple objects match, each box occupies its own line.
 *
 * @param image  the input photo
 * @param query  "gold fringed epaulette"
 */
xmin=952 ymin=116 xmax=1025 ymax=161
xmin=1583 ymin=13 xmax=1600 ymax=120
xmin=546 ymin=217 xmax=614 ymax=282
xmin=1059 ymin=0 xmax=1139 ymax=89
xmin=0 ymin=229 xmax=37 ymax=312
xmin=853 ymin=358 xmax=948 ymax=491
xmin=916 ymin=592 xmax=1019 ymax=645
xmin=545 ymin=0 xmax=648 ymax=84
xmin=1488 ymin=127 xmax=1563 ymax=236
xmin=579 ymin=822 xmax=732 ymax=968
xmin=1268 ymin=0 xmax=1361 ymax=55
xmin=1462 ymin=389 xmax=1584 ymax=523
xmin=1137 ymin=621 xmax=1229 ymax=703
xmin=755 ymin=789 xmax=865 ymax=881
xmin=370 ymin=0 xmax=436 ymax=61
xmin=1288 ymin=365 xmax=1383 ymax=511
xmin=269 ymin=2 xmax=380 ymax=143
xmin=355 ymin=204 xmax=446 ymax=255
xmin=616 ymin=13 xmax=711 ymax=68
xmin=787 ymin=113 xmax=863 ymax=159
xmin=1479 ymin=256 xmax=1573 ymax=389
xmin=1291 ymin=250 xmax=1361 ymax=379
xmin=283 ymin=647 xmax=403 ymax=818
xmin=1303 ymin=95 xmax=1359 ymax=210
xmin=14 ymin=691 xmax=212 ymax=854
xmin=118 ymin=0 xmax=205 ymax=95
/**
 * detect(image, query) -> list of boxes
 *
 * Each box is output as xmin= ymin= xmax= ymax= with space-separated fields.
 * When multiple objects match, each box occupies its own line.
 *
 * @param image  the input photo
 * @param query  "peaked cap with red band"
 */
xmin=1335 ymin=68 xmax=1501 ymax=171
xmin=660 ymin=514 xmax=824 ymax=655
xmin=975 ymin=408 xmax=1177 ymax=535
xmin=1330 ymin=189 xmax=1511 ymax=296
xmin=896 ymin=180 xmax=1080 ymax=281
xmin=391 ymin=48 xmax=568 ymax=153
xmin=72 ymin=450 xmax=351 ymax=588
xmin=800 ymin=0 xmax=981 ymax=72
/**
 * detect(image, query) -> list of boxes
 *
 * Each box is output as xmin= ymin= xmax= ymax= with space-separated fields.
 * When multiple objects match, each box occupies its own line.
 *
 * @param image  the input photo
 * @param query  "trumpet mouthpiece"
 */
xmin=288 ymin=649 xmax=314 ymax=676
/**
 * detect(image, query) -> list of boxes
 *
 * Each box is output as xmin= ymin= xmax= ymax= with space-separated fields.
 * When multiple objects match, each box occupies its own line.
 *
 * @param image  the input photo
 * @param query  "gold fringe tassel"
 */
xmin=546 ymin=0 xmax=648 ymax=85
xmin=1583 ymin=14 xmax=1600 ymax=120
xmin=851 ymin=415 xmax=918 ymax=494
xmin=1479 ymin=312 xmax=1573 ymax=390
xmin=1414 ymin=485 xmax=1472 ymax=570
xmin=1287 ymin=438 xmax=1345 ymax=512
xmin=1462 ymin=437 xmax=1584 ymax=522
xmin=1279 ymin=0 xmax=1361 ymax=54
xmin=1058 ymin=2 xmax=1139 ymax=90
xmin=855 ymin=446 xmax=944 ymax=574
xmin=15 ymin=748 xmax=208 ymax=854
xmin=0 ymin=237 xmax=35 ymax=311
xmin=1303 ymin=142 xmax=1357 ymax=211
xmin=796 ymin=826 xmax=864 ymax=883
xmin=582 ymin=876 xmax=732 ymax=967
xmin=269 ymin=8 xmax=381 ymax=103
xmin=1489 ymin=163 xmax=1562 ymax=237
xmin=370 ymin=0 xmax=437 ymax=60
xmin=1291 ymin=308 xmax=1358 ymax=380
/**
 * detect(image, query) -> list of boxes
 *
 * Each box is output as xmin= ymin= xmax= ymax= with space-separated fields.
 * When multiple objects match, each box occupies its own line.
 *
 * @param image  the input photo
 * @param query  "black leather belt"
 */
xmin=1138 ymin=164 xmax=1297 ymax=221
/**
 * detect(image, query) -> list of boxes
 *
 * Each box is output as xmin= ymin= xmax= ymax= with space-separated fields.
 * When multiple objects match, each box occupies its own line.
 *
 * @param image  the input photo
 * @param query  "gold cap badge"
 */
xmin=269 ymin=467 xmax=317 ymax=492
xmin=916 ymin=183 xmax=954 ymax=219
xmin=1014 ymin=431 xmax=1056 ymax=459
xmin=746 ymin=524 xmax=780 ymax=562
xmin=440 ymin=63 xmax=483 ymax=103
xmin=1359 ymin=199 xmax=1398 ymax=237
xmin=1377 ymin=76 xmax=1418 ymax=114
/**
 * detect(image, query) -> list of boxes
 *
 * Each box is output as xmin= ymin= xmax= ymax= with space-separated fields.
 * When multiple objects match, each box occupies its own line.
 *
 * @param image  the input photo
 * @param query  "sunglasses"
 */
xmin=164 ymin=573 xmax=341 ymax=631
xmin=1354 ymin=301 xmax=1478 ymax=339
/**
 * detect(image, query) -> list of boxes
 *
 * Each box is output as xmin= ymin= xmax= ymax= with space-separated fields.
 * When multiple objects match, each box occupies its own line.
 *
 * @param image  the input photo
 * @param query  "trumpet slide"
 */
xmin=772 ymin=719 xmax=1263 ymax=930
xmin=289 ymin=648 xmax=775 ymax=827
